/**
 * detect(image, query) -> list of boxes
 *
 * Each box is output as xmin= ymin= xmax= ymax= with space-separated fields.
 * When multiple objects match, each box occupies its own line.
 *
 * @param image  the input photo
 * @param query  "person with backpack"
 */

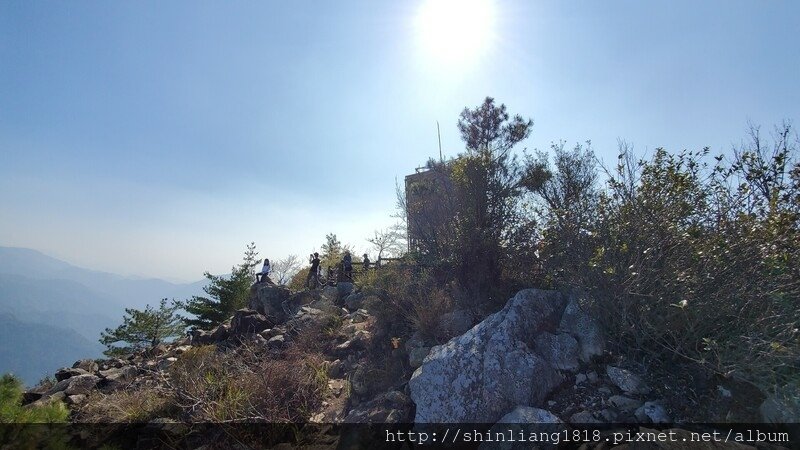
xmin=362 ymin=253 xmax=371 ymax=271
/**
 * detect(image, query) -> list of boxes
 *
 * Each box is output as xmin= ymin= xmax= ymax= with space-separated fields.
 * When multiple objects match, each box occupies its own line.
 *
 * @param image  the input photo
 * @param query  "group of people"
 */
xmin=254 ymin=251 xmax=373 ymax=288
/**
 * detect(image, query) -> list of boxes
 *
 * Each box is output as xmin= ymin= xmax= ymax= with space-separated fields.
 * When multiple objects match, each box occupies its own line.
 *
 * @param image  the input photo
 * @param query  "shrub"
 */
xmin=541 ymin=125 xmax=800 ymax=397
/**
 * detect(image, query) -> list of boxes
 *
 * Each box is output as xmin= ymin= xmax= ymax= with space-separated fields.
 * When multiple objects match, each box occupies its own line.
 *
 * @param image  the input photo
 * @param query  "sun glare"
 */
xmin=415 ymin=0 xmax=496 ymax=69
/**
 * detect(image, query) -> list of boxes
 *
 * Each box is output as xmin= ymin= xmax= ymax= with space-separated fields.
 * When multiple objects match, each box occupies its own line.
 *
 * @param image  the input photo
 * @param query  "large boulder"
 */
xmin=230 ymin=309 xmax=272 ymax=335
xmin=248 ymin=284 xmax=292 ymax=324
xmin=409 ymin=289 xmax=568 ymax=423
xmin=558 ymin=297 xmax=604 ymax=362
xmin=47 ymin=374 xmax=100 ymax=396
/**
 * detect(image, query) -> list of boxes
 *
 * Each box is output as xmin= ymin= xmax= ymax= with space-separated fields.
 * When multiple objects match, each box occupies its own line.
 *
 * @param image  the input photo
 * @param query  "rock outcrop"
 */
xmin=409 ymin=289 xmax=580 ymax=423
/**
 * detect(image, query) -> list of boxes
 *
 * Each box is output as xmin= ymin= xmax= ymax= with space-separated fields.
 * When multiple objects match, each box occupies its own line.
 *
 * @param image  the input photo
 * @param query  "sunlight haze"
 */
xmin=1 ymin=0 xmax=798 ymax=281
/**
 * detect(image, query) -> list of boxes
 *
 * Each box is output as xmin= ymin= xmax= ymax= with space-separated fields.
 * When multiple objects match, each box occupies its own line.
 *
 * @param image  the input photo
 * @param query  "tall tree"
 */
xmin=182 ymin=242 xmax=259 ymax=330
xmin=452 ymin=98 xmax=535 ymax=301
xmin=100 ymin=298 xmax=185 ymax=356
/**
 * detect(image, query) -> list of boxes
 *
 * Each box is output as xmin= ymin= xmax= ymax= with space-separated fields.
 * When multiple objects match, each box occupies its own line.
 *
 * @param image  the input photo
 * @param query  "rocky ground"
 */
xmin=21 ymin=285 xmax=795 ymax=449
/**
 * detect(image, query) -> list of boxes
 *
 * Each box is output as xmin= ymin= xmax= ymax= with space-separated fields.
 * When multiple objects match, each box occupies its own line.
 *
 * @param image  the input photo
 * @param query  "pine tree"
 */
xmin=99 ymin=298 xmax=185 ymax=356
xmin=181 ymin=242 xmax=259 ymax=330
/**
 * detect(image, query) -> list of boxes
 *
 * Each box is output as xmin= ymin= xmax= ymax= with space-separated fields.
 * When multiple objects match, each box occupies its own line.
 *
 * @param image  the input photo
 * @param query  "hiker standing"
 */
xmin=362 ymin=253 xmax=370 ymax=271
xmin=306 ymin=252 xmax=321 ymax=289
xmin=342 ymin=251 xmax=353 ymax=281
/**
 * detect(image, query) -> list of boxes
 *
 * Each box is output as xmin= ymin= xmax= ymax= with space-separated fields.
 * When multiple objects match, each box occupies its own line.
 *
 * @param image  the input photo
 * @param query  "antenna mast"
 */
xmin=436 ymin=121 xmax=443 ymax=162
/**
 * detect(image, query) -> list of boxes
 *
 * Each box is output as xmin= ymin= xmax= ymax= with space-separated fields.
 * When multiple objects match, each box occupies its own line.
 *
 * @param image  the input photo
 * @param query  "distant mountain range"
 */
xmin=0 ymin=246 xmax=206 ymax=386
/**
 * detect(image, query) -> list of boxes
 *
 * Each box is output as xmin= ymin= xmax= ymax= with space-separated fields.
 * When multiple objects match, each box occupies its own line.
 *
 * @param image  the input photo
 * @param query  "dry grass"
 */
xmin=76 ymin=388 xmax=177 ymax=423
xmin=167 ymin=342 xmax=328 ymax=422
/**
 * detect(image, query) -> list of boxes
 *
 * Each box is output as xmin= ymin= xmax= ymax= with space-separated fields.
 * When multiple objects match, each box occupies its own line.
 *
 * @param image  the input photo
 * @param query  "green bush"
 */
xmin=540 ymin=124 xmax=800 ymax=396
xmin=0 ymin=374 xmax=68 ymax=423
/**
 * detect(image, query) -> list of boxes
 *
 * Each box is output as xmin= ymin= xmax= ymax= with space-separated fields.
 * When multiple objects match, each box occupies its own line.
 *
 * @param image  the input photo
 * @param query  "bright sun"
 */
xmin=415 ymin=0 xmax=496 ymax=69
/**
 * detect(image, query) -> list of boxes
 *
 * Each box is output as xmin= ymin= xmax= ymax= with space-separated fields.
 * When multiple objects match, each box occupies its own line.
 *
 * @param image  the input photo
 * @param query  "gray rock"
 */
xmin=498 ymin=406 xmax=563 ymax=423
xmin=344 ymin=390 xmax=413 ymax=424
xmin=598 ymin=386 xmax=612 ymax=395
xmin=575 ymin=373 xmax=587 ymax=385
xmin=72 ymin=359 xmax=98 ymax=373
xmin=100 ymin=365 xmax=138 ymax=383
xmin=409 ymin=289 xmax=568 ymax=423
xmin=409 ymin=347 xmax=431 ymax=369
xmin=248 ymin=284 xmax=292 ymax=323
xmin=558 ymin=297 xmax=604 ymax=362
xmin=480 ymin=407 xmax=565 ymax=450
xmin=45 ymin=379 xmax=71 ymax=395
xmin=158 ymin=357 xmax=178 ymax=371
xmin=439 ymin=309 xmax=473 ymax=337
xmin=267 ymin=334 xmax=286 ymax=349
xmin=569 ymin=410 xmax=602 ymax=423
xmin=336 ymin=282 xmax=355 ymax=299
xmin=598 ymin=408 xmax=618 ymax=422
xmin=606 ymin=366 xmax=650 ymax=394
xmin=327 ymin=359 xmax=343 ymax=378
xmin=350 ymin=309 xmax=369 ymax=324
xmin=231 ymin=309 xmax=272 ymax=335
xmin=55 ymin=367 xmax=89 ymax=382
xmin=335 ymin=330 xmax=371 ymax=354
xmin=190 ymin=329 xmax=213 ymax=346
xmin=343 ymin=293 xmax=365 ymax=311
xmin=350 ymin=365 xmax=370 ymax=396
xmin=64 ymin=374 xmax=100 ymax=396
xmin=534 ymin=332 xmax=580 ymax=372
xmin=608 ymin=395 xmax=643 ymax=412
xmin=209 ymin=324 xmax=230 ymax=342
xmin=66 ymin=394 xmax=87 ymax=405
xmin=635 ymin=401 xmax=671 ymax=423
xmin=760 ymin=388 xmax=800 ymax=423
xmin=321 ymin=286 xmax=340 ymax=304
xmin=586 ymin=371 xmax=598 ymax=384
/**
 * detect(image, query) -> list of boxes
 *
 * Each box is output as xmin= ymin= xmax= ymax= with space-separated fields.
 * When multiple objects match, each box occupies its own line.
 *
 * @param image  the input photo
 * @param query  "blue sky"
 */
xmin=1 ymin=0 xmax=798 ymax=281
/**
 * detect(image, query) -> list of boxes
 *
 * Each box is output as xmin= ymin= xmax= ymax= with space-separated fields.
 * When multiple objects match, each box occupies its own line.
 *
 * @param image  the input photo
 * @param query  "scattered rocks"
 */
xmin=230 ymin=309 xmax=272 ymax=334
xmin=344 ymin=391 xmax=413 ymax=424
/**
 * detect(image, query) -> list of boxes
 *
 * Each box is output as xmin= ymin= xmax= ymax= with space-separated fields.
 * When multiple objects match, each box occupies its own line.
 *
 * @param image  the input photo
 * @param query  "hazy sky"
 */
xmin=2 ymin=1 xmax=798 ymax=281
